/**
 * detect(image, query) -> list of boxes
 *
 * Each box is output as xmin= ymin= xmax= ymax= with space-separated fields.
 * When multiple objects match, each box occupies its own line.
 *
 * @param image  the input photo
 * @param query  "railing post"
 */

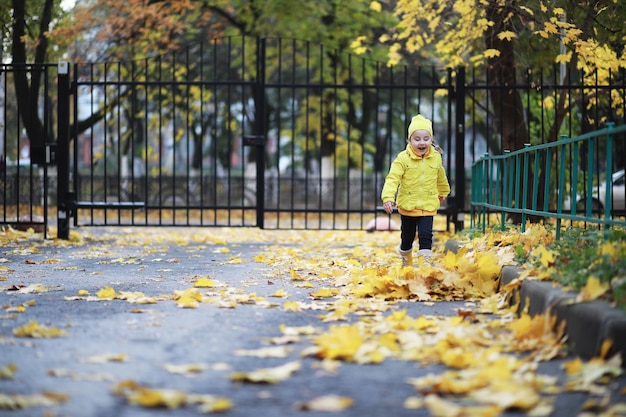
xmin=57 ymin=62 xmax=71 ymax=240
xmin=502 ymin=150 xmax=510 ymax=231
xmin=604 ymin=122 xmax=615 ymax=233
xmin=454 ymin=66 xmax=466 ymax=231
xmin=521 ymin=143 xmax=531 ymax=231
xmin=255 ymin=37 xmax=266 ymax=229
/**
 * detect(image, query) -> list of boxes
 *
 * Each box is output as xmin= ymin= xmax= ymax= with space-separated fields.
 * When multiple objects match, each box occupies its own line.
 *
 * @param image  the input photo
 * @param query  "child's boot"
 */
xmin=398 ymin=246 xmax=413 ymax=267
xmin=415 ymin=249 xmax=432 ymax=260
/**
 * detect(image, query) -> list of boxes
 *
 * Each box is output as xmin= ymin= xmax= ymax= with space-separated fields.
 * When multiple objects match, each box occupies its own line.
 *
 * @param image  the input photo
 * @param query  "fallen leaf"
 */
xmin=296 ymin=394 xmax=354 ymax=411
xmin=234 ymin=346 xmax=292 ymax=358
xmin=97 ymin=286 xmax=117 ymax=299
xmin=576 ymin=276 xmax=610 ymax=302
xmin=193 ymin=277 xmax=215 ymax=288
xmin=13 ymin=321 xmax=68 ymax=338
xmin=81 ymin=353 xmax=128 ymax=363
xmin=164 ymin=363 xmax=208 ymax=376
xmin=0 ymin=391 xmax=68 ymax=410
xmin=112 ymin=380 xmax=186 ymax=408
xmin=230 ymin=361 xmax=301 ymax=384
xmin=15 ymin=283 xmax=48 ymax=294
xmin=0 ymin=363 xmax=17 ymax=379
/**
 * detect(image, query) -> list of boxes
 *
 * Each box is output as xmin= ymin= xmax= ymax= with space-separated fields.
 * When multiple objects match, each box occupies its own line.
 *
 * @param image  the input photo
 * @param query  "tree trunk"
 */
xmin=11 ymin=0 xmax=54 ymax=164
xmin=483 ymin=1 xmax=533 ymax=223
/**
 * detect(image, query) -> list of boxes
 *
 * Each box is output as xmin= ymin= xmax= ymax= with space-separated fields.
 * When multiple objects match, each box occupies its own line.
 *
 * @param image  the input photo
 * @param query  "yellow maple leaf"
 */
xmin=484 ymin=49 xmax=501 ymax=58
xmin=555 ymin=52 xmax=571 ymax=64
xmin=577 ymin=276 xmax=609 ymax=302
xmin=531 ymin=245 xmax=556 ymax=267
xmin=440 ymin=348 xmax=475 ymax=369
xmin=600 ymin=242 xmax=618 ymax=258
xmin=497 ymin=30 xmax=516 ymax=41
xmin=289 ymin=268 xmax=305 ymax=281
xmin=310 ymin=288 xmax=339 ymax=299
xmin=270 ymin=289 xmax=289 ymax=298
xmin=313 ymin=325 xmax=364 ymax=361
xmin=283 ymin=301 xmax=301 ymax=311
xmin=113 ymin=380 xmax=186 ymax=408
xmin=193 ymin=277 xmax=215 ymax=288
xmin=13 ymin=320 xmax=68 ymax=338
xmin=97 ymin=286 xmax=117 ymax=299
xmin=173 ymin=288 xmax=202 ymax=308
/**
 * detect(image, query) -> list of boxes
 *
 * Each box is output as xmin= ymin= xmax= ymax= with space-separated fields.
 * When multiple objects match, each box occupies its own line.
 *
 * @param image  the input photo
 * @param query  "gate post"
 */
xmin=57 ymin=62 xmax=71 ymax=239
xmin=454 ymin=66 xmax=466 ymax=231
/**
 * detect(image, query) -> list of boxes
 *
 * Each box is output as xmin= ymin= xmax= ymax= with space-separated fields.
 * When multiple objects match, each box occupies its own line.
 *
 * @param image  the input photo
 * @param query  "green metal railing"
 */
xmin=470 ymin=123 xmax=626 ymax=239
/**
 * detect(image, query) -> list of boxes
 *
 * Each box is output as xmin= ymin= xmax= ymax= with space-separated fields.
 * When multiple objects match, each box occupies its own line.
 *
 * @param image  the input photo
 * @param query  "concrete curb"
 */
xmin=444 ymin=241 xmax=626 ymax=364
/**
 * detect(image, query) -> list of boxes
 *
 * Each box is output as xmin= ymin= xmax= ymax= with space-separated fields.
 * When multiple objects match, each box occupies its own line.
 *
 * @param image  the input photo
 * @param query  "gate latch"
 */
xmin=243 ymin=135 xmax=266 ymax=146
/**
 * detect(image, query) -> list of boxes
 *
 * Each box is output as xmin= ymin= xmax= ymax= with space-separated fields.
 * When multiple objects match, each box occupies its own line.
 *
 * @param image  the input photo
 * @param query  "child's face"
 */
xmin=408 ymin=129 xmax=432 ymax=155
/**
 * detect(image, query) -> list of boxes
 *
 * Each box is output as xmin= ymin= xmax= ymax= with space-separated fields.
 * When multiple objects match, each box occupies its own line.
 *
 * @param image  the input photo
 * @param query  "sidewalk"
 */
xmin=0 ymin=227 xmax=624 ymax=417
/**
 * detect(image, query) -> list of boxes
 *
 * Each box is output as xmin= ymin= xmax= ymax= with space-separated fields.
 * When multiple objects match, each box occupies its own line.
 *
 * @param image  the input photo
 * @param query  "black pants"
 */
xmin=400 ymin=215 xmax=433 ymax=251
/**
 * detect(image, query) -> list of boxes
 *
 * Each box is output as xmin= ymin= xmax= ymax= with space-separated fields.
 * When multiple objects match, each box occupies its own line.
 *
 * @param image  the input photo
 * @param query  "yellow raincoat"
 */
xmin=381 ymin=143 xmax=450 ymax=216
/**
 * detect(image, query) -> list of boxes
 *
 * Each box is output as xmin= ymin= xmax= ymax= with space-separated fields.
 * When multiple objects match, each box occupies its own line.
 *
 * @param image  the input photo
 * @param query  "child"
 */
xmin=381 ymin=114 xmax=450 ymax=266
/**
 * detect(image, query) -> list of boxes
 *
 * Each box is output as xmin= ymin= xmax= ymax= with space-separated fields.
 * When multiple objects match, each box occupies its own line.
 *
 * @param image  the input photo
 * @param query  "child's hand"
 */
xmin=383 ymin=201 xmax=394 ymax=214
xmin=439 ymin=196 xmax=446 ymax=204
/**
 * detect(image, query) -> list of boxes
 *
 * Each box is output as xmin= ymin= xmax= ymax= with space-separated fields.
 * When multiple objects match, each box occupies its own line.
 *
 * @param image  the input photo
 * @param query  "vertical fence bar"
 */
xmin=455 ymin=66 xmax=466 ymax=231
xmin=531 ymin=150 xmax=539 ymax=212
xmin=57 ymin=62 xmax=71 ymax=239
xmin=557 ymin=143 xmax=567 ymax=240
xmin=604 ymin=123 xmax=614 ymax=233
xmin=501 ymin=152 xmax=508 ymax=231
xmin=481 ymin=154 xmax=488 ymax=233
xmin=585 ymin=137 xmax=595 ymax=219
xmin=256 ymin=37 xmax=266 ymax=229
xmin=571 ymin=139 xmax=579 ymax=217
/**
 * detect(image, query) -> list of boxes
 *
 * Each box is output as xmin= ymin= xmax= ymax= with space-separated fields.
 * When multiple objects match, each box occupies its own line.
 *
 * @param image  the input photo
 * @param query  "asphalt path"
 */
xmin=0 ymin=228 xmax=624 ymax=417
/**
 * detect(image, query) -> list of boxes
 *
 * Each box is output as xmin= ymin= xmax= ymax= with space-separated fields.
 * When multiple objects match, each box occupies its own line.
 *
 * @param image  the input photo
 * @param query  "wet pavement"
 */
xmin=0 ymin=227 xmax=624 ymax=417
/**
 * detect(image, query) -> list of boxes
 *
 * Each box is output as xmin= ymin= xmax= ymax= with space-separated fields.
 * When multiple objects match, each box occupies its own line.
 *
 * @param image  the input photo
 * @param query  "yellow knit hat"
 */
xmin=407 ymin=114 xmax=433 ymax=139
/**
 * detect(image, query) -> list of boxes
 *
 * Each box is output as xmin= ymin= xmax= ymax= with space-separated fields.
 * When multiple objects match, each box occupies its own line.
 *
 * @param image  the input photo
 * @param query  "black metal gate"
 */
xmin=56 ymin=36 xmax=463 ymax=237
xmin=1 ymin=63 xmax=56 ymax=237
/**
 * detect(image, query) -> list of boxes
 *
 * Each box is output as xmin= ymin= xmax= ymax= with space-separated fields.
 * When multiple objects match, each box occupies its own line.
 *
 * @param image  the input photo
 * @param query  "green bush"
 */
xmin=541 ymin=228 xmax=626 ymax=311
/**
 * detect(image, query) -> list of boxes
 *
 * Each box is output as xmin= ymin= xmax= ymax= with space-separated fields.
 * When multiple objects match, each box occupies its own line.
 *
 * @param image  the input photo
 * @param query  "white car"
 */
xmin=564 ymin=169 xmax=625 ymax=213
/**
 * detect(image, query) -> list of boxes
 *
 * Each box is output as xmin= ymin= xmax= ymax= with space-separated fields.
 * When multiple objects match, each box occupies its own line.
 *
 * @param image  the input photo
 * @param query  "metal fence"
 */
xmin=2 ymin=36 xmax=626 ymax=238
xmin=1 ymin=63 xmax=56 ymax=235
xmin=471 ymin=124 xmax=626 ymax=237
xmin=56 ymin=35 xmax=464 ymax=237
